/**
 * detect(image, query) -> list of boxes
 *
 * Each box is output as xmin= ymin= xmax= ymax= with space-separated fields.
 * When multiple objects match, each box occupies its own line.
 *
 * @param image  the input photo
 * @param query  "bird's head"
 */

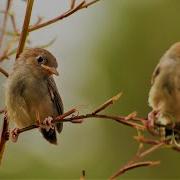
xmin=167 ymin=42 xmax=180 ymax=60
xmin=16 ymin=48 xmax=59 ymax=76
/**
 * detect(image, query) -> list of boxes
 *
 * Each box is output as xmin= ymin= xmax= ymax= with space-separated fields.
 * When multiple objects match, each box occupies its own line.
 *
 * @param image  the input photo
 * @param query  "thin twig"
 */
xmin=16 ymin=113 xmax=145 ymax=136
xmin=0 ymin=67 xmax=9 ymax=77
xmin=134 ymin=136 xmax=162 ymax=145
xmin=16 ymin=0 xmax=34 ymax=59
xmin=28 ymin=0 xmax=100 ymax=32
xmin=70 ymin=0 xmax=76 ymax=9
xmin=139 ymin=142 xmax=164 ymax=158
xmin=0 ymin=48 xmax=16 ymax=61
xmin=0 ymin=0 xmax=12 ymax=47
xmin=82 ymin=0 xmax=100 ymax=8
xmin=0 ymin=113 xmax=9 ymax=165
xmin=17 ymin=108 xmax=76 ymax=134
xmin=92 ymin=92 xmax=122 ymax=114
xmin=9 ymin=12 xmax=19 ymax=34
xmin=110 ymin=141 xmax=164 ymax=179
xmin=110 ymin=161 xmax=160 ymax=179
xmin=31 ymin=16 xmax=43 ymax=27
xmin=0 ymin=37 xmax=18 ymax=62
xmin=80 ymin=170 xmax=86 ymax=180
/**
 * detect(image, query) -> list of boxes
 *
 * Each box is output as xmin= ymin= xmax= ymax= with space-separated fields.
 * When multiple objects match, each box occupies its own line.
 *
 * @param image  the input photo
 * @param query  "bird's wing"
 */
xmin=47 ymin=76 xmax=64 ymax=133
xmin=151 ymin=64 xmax=161 ymax=85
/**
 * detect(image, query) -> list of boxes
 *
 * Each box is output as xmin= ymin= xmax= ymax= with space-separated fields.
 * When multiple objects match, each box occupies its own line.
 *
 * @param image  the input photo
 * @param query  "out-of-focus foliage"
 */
xmin=1 ymin=0 xmax=180 ymax=179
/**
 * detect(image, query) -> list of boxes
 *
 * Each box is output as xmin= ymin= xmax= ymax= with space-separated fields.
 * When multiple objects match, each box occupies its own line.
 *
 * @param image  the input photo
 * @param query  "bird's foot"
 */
xmin=146 ymin=110 xmax=160 ymax=136
xmin=11 ymin=128 xmax=19 ymax=142
xmin=41 ymin=116 xmax=55 ymax=131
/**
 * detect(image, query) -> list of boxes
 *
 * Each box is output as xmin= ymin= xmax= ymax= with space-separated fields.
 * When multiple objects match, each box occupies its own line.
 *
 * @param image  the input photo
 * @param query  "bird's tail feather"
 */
xmin=56 ymin=122 xmax=63 ymax=134
xmin=40 ymin=128 xmax=57 ymax=145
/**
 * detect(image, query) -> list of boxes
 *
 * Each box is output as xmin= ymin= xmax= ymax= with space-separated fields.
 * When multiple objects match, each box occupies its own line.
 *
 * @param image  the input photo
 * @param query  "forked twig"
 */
xmin=28 ymin=0 xmax=100 ymax=32
xmin=110 ymin=143 xmax=164 ymax=179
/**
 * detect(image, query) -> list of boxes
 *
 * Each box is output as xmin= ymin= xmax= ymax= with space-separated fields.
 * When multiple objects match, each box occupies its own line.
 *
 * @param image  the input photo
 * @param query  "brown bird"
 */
xmin=5 ymin=48 xmax=64 ymax=144
xmin=148 ymin=42 xmax=180 ymax=143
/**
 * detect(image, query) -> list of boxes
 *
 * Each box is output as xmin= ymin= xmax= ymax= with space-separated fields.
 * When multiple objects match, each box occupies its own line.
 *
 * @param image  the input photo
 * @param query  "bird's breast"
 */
xmin=5 ymin=69 xmax=56 ymax=128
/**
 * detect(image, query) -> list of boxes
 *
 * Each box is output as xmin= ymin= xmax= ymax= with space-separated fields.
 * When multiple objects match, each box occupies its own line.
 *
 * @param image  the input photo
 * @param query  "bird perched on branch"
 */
xmin=5 ymin=48 xmax=64 ymax=144
xmin=148 ymin=42 xmax=180 ymax=144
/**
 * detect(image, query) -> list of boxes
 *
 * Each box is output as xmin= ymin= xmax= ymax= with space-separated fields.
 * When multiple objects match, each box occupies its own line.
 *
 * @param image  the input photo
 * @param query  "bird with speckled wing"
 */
xmin=5 ymin=48 xmax=64 ymax=144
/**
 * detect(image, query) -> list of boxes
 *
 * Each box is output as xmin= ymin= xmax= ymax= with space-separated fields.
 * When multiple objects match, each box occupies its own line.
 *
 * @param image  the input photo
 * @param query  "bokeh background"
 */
xmin=1 ymin=0 xmax=180 ymax=179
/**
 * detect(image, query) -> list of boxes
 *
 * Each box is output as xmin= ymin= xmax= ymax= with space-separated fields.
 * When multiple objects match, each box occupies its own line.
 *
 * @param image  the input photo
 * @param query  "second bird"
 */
xmin=148 ymin=42 xmax=180 ymax=141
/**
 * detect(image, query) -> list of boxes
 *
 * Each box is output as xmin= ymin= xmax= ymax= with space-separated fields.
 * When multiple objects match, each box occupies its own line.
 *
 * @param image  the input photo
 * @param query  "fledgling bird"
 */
xmin=148 ymin=42 xmax=180 ymax=142
xmin=5 ymin=48 xmax=64 ymax=145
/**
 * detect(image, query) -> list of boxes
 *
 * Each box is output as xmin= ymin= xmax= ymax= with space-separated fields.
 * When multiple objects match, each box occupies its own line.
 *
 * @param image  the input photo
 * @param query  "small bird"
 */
xmin=5 ymin=48 xmax=64 ymax=145
xmin=148 ymin=42 xmax=180 ymax=143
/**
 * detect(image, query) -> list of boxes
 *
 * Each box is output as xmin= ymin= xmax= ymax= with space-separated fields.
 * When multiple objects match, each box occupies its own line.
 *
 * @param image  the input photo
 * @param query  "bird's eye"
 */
xmin=36 ymin=56 xmax=46 ymax=64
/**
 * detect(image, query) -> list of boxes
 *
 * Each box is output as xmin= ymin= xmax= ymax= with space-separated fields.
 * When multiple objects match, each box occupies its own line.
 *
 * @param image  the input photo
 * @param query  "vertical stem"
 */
xmin=0 ymin=0 xmax=12 ymax=48
xmin=16 ymin=0 xmax=34 ymax=59
xmin=0 ymin=114 xmax=9 ymax=165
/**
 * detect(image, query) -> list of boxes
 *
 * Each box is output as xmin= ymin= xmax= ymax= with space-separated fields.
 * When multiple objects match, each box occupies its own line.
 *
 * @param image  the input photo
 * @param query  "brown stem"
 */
xmin=9 ymin=13 xmax=19 ymax=34
xmin=16 ymin=0 xmax=34 ymax=59
xmin=92 ymin=92 xmax=122 ymax=114
xmin=82 ymin=0 xmax=100 ymax=8
xmin=70 ymin=0 xmax=76 ymax=9
xmin=0 ymin=67 xmax=9 ymax=77
xmin=28 ymin=0 xmax=100 ymax=32
xmin=17 ymin=108 xmax=76 ymax=134
xmin=0 ymin=0 xmax=12 ymax=48
xmin=0 ymin=48 xmax=17 ymax=61
xmin=16 ymin=113 xmax=145 ymax=136
xmin=110 ymin=161 xmax=160 ymax=179
xmin=134 ymin=136 xmax=162 ymax=145
xmin=110 ymin=141 xmax=164 ymax=179
xmin=0 ymin=113 xmax=9 ymax=165
xmin=139 ymin=143 xmax=164 ymax=158
xmin=80 ymin=170 xmax=86 ymax=180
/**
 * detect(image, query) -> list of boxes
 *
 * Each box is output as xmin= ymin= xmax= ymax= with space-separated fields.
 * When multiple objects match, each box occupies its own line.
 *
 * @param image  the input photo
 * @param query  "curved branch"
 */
xmin=28 ymin=0 xmax=101 ymax=32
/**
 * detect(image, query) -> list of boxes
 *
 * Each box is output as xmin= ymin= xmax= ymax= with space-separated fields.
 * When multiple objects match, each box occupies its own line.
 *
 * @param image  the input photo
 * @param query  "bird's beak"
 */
xmin=41 ymin=64 xmax=59 ymax=76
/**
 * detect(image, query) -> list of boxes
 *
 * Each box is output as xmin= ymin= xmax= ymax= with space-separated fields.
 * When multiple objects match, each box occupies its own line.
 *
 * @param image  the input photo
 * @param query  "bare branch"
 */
xmin=16 ymin=0 xmax=34 ymax=59
xmin=92 ymin=92 xmax=122 ymax=114
xmin=110 ymin=140 xmax=164 ymax=178
xmin=134 ymin=136 xmax=162 ymax=145
xmin=82 ymin=0 xmax=100 ymax=8
xmin=110 ymin=161 xmax=160 ymax=179
xmin=0 ymin=67 xmax=9 ymax=77
xmin=9 ymin=12 xmax=19 ymax=34
xmin=80 ymin=170 xmax=86 ymax=180
xmin=0 ymin=0 xmax=12 ymax=47
xmin=0 ymin=113 xmax=9 ymax=165
xmin=70 ymin=0 xmax=76 ymax=9
xmin=139 ymin=143 xmax=164 ymax=158
xmin=17 ymin=108 xmax=76 ymax=134
xmin=28 ymin=0 xmax=101 ymax=32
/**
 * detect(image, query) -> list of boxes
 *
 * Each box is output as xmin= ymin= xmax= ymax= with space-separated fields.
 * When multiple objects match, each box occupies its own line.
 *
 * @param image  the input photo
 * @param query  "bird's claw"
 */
xmin=146 ymin=110 xmax=160 ymax=136
xmin=11 ymin=128 xmax=19 ymax=142
xmin=41 ymin=116 xmax=54 ymax=130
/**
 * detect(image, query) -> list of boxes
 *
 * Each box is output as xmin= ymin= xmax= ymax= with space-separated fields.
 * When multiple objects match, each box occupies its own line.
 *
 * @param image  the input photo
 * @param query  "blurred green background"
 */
xmin=1 ymin=0 xmax=180 ymax=179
